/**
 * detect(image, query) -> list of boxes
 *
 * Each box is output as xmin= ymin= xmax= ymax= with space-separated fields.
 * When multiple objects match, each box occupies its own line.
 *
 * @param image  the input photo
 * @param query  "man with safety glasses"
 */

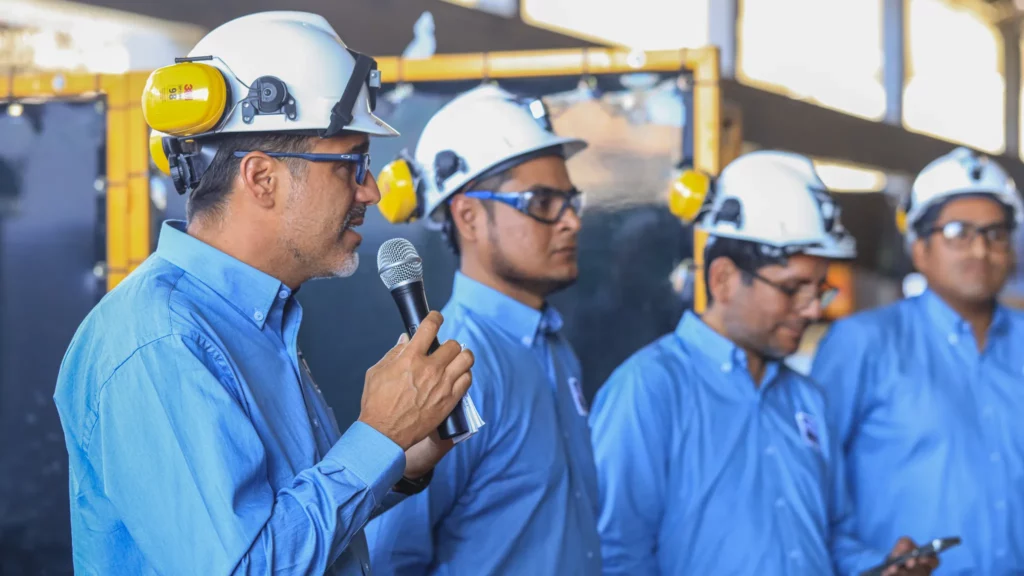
xmin=813 ymin=147 xmax=1024 ymax=574
xmin=590 ymin=151 xmax=936 ymax=575
xmin=53 ymin=12 xmax=475 ymax=575
xmin=366 ymin=84 xmax=601 ymax=574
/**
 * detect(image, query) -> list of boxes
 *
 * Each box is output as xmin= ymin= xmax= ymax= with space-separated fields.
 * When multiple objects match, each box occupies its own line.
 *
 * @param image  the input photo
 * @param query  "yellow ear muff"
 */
xmin=895 ymin=205 xmax=908 ymax=235
xmin=377 ymin=159 xmax=420 ymax=224
xmin=142 ymin=62 xmax=228 ymax=137
xmin=149 ymin=131 xmax=172 ymax=176
xmin=669 ymin=170 xmax=711 ymax=224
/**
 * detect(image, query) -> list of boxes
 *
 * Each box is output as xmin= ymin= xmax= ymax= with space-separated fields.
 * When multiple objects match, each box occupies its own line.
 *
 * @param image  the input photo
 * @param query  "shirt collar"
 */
xmin=919 ymin=288 xmax=1010 ymax=338
xmin=155 ymin=220 xmax=289 ymax=329
xmin=450 ymin=271 xmax=561 ymax=347
xmin=675 ymin=310 xmax=780 ymax=381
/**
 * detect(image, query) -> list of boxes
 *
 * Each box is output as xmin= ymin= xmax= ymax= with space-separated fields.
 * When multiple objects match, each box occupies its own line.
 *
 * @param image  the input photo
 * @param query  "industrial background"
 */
xmin=3 ymin=0 xmax=1024 ymax=573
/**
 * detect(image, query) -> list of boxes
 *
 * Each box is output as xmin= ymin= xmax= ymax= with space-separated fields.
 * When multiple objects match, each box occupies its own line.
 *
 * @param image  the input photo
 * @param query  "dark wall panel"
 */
xmin=0 ymin=100 xmax=105 ymax=576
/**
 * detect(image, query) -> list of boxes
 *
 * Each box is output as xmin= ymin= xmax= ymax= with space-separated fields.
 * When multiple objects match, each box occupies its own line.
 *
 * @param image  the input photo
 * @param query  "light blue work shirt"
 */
xmin=365 ymin=271 xmax=602 ymax=575
xmin=812 ymin=289 xmax=1024 ymax=575
xmin=53 ymin=220 xmax=408 ymax=575
xmin=590 ymin=311 xmax=886 ymax=575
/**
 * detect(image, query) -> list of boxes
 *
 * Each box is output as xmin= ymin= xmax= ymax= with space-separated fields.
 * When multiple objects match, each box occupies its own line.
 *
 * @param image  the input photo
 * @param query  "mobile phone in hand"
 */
xmin=859 ymin=537 xmax=961 ymax=576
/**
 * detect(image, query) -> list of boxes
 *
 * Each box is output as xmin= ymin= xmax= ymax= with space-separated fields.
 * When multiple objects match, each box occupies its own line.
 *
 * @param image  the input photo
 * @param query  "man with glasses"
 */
xmin=812 ymin=147 xmax=1024 ymax=575
xmin=53 ymin=12 xmax=476 ymax=575
xmin=366 ymin=84 xmax=601 ymax=574
xmin=590 ymin=151 xmax=935 ymax=575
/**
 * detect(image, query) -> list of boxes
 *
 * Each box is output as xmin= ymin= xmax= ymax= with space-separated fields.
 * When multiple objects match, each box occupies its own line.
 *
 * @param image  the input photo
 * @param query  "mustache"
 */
xmin=343 ymin=204 xmax=367 ymax=230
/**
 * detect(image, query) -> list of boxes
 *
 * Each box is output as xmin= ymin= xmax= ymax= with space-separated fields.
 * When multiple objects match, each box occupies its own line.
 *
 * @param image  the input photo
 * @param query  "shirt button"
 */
xmin=575 ymin=491 xmax=582 ymax=499
xmin=587 ymin=551 xmax=594 ymax=559
xmin=253 ymin=310 xmax=265 ymax=322
xmin=991 ymin=452 xmax=1002 ymax=463
xmin=983 ymin=406 xmax=995 ymax=418
xmin=789 ymin=550 xmax=801 ymax=561
xmin=775 ymin=497 xmax=785 ymax=508
xmin=996 ymin=548 xmax=1006 ymax=557
xmin=996 ymin=499 xmax=1007 ymax=510
xmin=521 ymin=336 xmax=532 ymax=346
xmin=765 ymin=445 xmax=777 ymax=456
xmin=313 ymin=419 xmax=320 ymax=429
xmin=948 ymin=333 xmax=958 ymax=345
xmin=278 ymin=289 xmax=289 ymax=299
xmin=362 ymin=560 xmax=371 ymax=573
xmin=721 ymin=362 xmax=732 ymax=373
xmin=563 ymin=431 xmax=569 ymax=440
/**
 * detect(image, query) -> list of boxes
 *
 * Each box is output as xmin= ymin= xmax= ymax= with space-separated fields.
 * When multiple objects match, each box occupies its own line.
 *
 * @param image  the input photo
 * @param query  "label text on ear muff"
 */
xmin=377 ymin=159 xmax=420 ymax=224
xmin=142 ymin=62 xmax=229 ymax=137
xmin=669 ymin=170 xmax=711 ymax=224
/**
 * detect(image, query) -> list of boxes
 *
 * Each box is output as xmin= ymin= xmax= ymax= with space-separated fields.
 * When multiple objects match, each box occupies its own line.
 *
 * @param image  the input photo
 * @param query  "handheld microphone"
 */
xmin=377 ymin=238 xmax=469 ymax=440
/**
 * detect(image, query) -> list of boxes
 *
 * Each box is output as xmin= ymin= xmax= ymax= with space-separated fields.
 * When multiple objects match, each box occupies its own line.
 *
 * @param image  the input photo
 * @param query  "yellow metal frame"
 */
xmin=0 ymin=72 xmax=151 ymax=291
xmin=0 ymin=46 xmax=721 ymax=293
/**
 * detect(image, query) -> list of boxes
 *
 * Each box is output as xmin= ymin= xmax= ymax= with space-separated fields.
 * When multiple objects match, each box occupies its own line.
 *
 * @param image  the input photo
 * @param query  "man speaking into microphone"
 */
xmin=52 ymin=12 xmax=474 ymax=576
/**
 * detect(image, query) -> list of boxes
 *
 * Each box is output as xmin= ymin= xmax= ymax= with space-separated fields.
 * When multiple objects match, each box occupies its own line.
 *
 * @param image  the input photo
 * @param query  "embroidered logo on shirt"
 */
xmin=568 ymin=377 xmax=589 ymax=417
xmin=795 ymin=411 xmax=821 ymax=451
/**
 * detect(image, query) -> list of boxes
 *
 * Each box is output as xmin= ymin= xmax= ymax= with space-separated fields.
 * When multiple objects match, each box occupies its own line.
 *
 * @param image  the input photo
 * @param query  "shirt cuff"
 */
xmin=322 ymin=421 xmax=406 ymax=508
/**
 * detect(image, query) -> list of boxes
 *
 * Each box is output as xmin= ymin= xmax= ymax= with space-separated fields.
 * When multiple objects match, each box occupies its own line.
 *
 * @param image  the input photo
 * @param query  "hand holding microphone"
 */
xmin=357 ymin=239 xmax=475 ymax=450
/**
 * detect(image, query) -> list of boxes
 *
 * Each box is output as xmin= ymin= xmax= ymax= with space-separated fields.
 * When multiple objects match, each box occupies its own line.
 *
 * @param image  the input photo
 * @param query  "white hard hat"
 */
xmin=696 ymin=151 xmax=856 ymax=259
xmin=900 ymin=147 xmax=1023 ymax=242
xmin=376 ymin=84 xmax=587 ymax=228
xmin=143 ymin=12 xmax=397 ymax=194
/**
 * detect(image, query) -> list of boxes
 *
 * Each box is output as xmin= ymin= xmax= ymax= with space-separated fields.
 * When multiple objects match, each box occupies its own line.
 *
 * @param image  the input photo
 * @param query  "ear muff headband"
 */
xmin=669 ymin=169 xmax=712 ymax=224
xmin=378 ymin=150 xmax=425 ymax=224
xmin=895 ymin=194 xmax=911 ymax=235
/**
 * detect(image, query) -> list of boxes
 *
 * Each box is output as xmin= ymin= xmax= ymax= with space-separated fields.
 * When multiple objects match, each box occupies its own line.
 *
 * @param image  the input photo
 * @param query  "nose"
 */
xmin=799 ymin=297 xmax=824 ymax=321
xmin=559 ymin=202 xmax=582 ymax=232
xmin=358 ymin=171 xmax=382 ymax=206
xmin=969 ymin=229 xmax=991 ymax=259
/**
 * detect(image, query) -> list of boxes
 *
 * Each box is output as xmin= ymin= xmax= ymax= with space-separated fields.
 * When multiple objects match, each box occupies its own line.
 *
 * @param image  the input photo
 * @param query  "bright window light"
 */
xmin=442 ymin=0 xmax=517 ymax=17
xmin=521 ymin=0 xmax=709 ymax=50
xmin=737 ymin=0 xmax=886 ymax=121
xmin=903 ymin=0 xmax=1004 ymax=153
xmin=813 ymin=159 xmax=887 ymax=192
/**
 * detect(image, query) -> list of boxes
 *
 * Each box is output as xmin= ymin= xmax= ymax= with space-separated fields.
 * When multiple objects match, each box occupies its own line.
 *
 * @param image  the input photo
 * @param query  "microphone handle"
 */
xmin=390 ymin=281 xmax=470 ymax=440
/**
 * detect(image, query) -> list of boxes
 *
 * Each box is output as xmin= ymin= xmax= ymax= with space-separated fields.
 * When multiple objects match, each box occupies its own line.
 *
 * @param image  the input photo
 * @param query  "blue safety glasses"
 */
xmin=232 ymin=151 xmax=372 ymax=185
xmin=463 ymin=187 xmax=585 ymax=224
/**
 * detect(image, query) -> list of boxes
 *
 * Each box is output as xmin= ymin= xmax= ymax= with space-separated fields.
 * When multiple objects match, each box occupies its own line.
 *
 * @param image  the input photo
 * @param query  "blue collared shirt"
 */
xmin=590 ymin=311 xmax=885 ymax=575
xmin=812 ymin=289 xmax=1024 ymax=575
xmin=365 ymin=272 xmax=602 ymax=575
xmin=54 ymin=221 xmax=408 ymax=575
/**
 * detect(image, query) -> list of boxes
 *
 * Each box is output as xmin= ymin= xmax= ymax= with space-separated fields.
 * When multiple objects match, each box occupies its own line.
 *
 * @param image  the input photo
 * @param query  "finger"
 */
xmin=407 ymin=311 xmax=444 ymax=355
xmin=427 ymin=339 xmax=463 ymax=368
xmin=450 ymin=371 xmax=472 ymax=402
xmin=397 ymin=332 xmax=410 ymax=345
xmin=441 ymin=348 xmax=475 ymax=391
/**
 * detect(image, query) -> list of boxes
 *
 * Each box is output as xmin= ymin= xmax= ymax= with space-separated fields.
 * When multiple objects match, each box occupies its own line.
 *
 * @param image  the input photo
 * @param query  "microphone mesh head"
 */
xmin=377 ymin=238 xmax=424 ymax=289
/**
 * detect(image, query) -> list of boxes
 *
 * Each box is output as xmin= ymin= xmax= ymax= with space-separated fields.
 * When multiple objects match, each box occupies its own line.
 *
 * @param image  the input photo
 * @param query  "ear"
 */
xmin=236 ymin=152 xmax=280 ymax=210
xmin=707 ymin=256 xmax=738 ymax=305
xmin=449 ymin=194 xmax=485 ymax=246
xmin=910 ymin=238 xmax=929 ymax=275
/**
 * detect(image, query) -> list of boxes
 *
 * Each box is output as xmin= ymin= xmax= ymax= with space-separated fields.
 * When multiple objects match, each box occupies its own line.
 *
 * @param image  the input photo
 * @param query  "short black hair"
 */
xmin=186 ymin=132 xmax=313 ymax=222
xmin=441 ymin=168 xmax=511 ymax=257
xmin=703 ymin=236 xmax=788 ymax=304
xmin=912 ymin=194 xmax=1016 ymax=241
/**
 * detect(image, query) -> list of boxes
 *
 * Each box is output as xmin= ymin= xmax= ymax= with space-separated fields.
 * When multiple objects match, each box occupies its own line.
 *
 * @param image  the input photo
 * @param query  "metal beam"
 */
xmin=882 ymin=0 xmax=905 ymax=125
xmin=721 ymin=78 xmax=1024 ymax=182
xmin=72 ymin=0 xmax=600 ymax=56
xmin=708 ymin=0 xmax=738 ymax=78
xmin=1001 ymin=19 xmax=1021 ymax=158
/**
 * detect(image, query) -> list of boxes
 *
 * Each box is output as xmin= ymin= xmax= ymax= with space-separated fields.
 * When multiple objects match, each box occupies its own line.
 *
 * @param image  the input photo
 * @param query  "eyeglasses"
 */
xmin=232 ymin=151 xmax=372 ymax=185
xmin=738 ymin=265 xmax=838 ymax=311
xmin=927 ymin=220 xmax=1014 ymax=252
xmin=463 ymin=187 xmax=585 ymax=224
